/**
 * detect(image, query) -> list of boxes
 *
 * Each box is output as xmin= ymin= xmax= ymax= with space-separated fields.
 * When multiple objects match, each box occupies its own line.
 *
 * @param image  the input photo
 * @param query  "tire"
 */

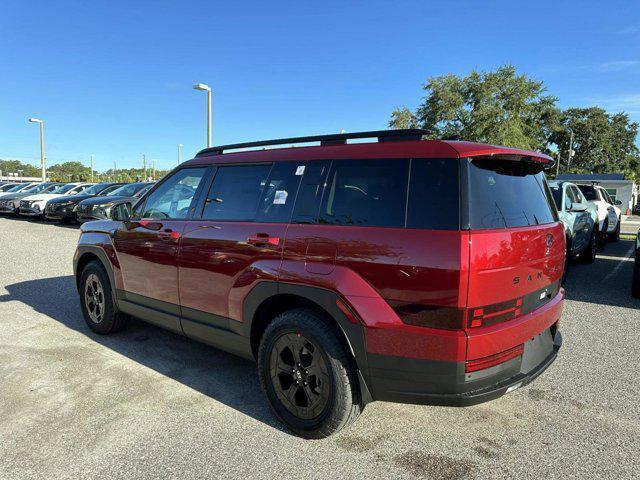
xmin=632 ymin=258 xmax=640 ymax=299
xmin=79 ymin=261 xmax=128 ymax=334
xmin=580 ymin=228 xmax=597 ymax=264
xmin=599 ymin=220 xmax=608 ymax=249
xmin=257 ymin=308 xmax=363 ymax=439
xmin=609 ymin=219 xmax=620 ymax=242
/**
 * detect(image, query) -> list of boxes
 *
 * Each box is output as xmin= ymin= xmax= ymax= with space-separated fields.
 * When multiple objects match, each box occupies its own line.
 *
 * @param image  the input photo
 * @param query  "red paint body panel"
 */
xmin=178 ymin=221 xmax=286 ymax=320
xmin=467 ymin=223 xmax=565 ymax=307
xmin=112 ymin=220 xmax=186 ymax=305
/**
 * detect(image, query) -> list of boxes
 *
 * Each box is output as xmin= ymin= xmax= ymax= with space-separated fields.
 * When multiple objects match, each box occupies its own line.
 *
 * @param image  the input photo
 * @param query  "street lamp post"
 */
xmin=178 ymin=143 xmax=183 ymax=165
xmin=90 ymin=155 xmax=94 ymax=183
xmin=556 ymin=127 xmax=574 ymax=177
xmin=193 ymin=83 xmax=212 ymax=147
xmin=28 ymin=118 xmax=46 ymax=181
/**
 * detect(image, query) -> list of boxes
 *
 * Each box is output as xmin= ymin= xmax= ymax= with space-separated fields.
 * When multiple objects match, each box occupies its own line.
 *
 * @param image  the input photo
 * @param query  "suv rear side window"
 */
xmin=319 ymin=159 xmax=409 ymax=227
xmin=407 ymin=159 xmax=459 ymax=230
xmin=255 ymin=162 xmax=303 ymax=223
xmin=202 ymin=164 xmax=271 ymax=221
xmin=467 ymin=159 xmax=556 ymax=229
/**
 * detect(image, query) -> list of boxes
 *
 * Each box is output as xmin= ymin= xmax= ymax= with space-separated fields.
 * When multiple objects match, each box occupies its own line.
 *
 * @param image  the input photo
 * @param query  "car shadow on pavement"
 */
xmin=564 ymin=239 xmax=640 ymax=309
xmin=0 ymin=274 xmax=288 ymax=434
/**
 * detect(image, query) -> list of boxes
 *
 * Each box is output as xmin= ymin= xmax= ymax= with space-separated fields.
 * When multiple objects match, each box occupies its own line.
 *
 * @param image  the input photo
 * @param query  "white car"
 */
xmin=0 ymin=182 xmax=40 ymax=199
xmin=19 ymin=183 xmax=93 ymax=218
xmin=576 ymin=184 xmax=622 ymax=242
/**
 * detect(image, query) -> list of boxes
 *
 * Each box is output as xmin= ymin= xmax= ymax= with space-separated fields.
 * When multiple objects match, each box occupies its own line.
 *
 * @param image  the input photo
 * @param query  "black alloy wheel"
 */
xmin=269 ymin=333 xmax=331 ymax=420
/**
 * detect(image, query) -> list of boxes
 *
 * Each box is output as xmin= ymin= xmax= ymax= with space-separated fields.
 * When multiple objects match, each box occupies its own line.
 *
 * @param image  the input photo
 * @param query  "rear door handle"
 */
xmin=247 ymin=233 xmax=280 ymax=246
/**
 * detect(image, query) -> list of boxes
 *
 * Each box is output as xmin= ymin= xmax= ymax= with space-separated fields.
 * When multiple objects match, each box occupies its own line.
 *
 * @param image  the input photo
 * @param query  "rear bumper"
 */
xmin=366 ymin=326 xmax=562 ymax=407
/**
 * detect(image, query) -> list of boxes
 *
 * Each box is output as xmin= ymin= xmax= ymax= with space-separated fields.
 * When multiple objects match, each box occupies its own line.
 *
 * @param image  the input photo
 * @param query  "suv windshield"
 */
xmin=82 ymin=183 xmax=112 ymax=195
xmin=577 ymin=185 xmax=598 ymax=201
xmin=108 ymin=183 xmax=149 ymax=197
xmin=51 ymin=184 xmax=80 ymax=194
xmin=468 ymin=159 xmax=557 ymax=229
xmin=7 ymin=184 xmax=29 ymax=192
xmin=24 ymin=183 xmax=58 ymax=194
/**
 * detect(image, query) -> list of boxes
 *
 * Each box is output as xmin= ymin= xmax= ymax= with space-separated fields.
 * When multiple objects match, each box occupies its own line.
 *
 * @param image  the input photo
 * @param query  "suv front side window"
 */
xmin=137 ymin=168 xmax=206 ymax=219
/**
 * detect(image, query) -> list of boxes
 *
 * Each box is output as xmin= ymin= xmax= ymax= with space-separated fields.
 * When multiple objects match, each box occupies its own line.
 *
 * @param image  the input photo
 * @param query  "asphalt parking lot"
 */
xmin=1 ymin=216 xmax=638 ymax=480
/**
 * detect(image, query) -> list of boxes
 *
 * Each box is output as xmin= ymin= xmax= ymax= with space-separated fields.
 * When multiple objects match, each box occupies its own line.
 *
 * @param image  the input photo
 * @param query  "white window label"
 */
xmin=295 ymin=165 xmax=305 ymax=176
xmin=273 ymin=190 xmax=288 ymax=204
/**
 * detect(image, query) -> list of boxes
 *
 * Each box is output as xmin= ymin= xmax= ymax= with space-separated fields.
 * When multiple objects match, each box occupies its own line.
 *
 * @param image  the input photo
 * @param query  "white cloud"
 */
xmin=592 ymin=94 xmax=640 ymax=115
xmin=598 ymin=60 xmax=639 ymax=72
xmin=618 ymin=25 xmax=640 ymax=35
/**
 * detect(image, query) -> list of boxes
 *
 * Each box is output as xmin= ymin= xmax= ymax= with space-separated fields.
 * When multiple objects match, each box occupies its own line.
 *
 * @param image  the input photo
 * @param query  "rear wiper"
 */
xmin=494 ymin=202 xmax=508 ymax=228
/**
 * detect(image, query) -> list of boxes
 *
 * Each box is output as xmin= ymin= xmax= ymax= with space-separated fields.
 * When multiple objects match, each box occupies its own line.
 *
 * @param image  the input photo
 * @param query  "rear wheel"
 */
xmin=609 ymin=219 xmax=621 ymax=242
xmin=599 ymin=220 xmax=608 ymax=249
xmin=580 ymin=228 xmax=597 ymax=264
xmin=79 ymin=261 xmax=128 ymax=334
xmin=257 ymin=308 xmax=363 ymax=439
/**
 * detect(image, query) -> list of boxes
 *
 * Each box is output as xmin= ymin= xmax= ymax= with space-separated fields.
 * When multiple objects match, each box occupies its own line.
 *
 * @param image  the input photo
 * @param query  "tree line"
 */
xmin=389 ymin=65 xmax=639 ymax=180
xmin=0 ymin=159 xmax=171 ymax=183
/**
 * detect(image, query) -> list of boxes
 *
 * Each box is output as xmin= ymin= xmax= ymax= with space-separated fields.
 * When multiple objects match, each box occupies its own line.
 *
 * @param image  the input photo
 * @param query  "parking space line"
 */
xmin=602 ymin=244 xmax=635 ymax=282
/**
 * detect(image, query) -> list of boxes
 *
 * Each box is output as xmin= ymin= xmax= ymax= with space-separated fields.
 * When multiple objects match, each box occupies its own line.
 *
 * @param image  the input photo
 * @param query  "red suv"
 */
xmin=74 ymin=129 xmax=565 ymax=438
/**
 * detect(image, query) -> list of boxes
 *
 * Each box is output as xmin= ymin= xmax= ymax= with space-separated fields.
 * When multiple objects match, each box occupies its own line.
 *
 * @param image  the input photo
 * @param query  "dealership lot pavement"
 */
xmin=1 ymin=216 xmax=638 ymax=480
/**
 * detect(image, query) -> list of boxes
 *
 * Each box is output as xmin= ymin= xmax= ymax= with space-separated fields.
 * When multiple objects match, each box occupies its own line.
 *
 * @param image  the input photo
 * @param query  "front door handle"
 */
xmin=247 ymin=233 xmax=280 ymax=246
xmin=158 ymin=228 xmax=181 ymax=242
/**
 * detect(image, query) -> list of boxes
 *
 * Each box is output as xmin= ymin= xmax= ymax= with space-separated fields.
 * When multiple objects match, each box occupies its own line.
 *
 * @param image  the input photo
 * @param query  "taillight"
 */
xmin=390 ymin=302 xmax=466 ymax=330
xmin=465 ymin=344 xmax=524 ymax=373
xmin=468 ymin=298 xmax=522 ymax=328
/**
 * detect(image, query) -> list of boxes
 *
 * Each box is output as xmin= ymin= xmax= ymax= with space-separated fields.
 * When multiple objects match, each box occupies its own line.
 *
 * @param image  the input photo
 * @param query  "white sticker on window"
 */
xmin=273 ymin=190 xmax=288 ymax=204
xmin=295 ymin=165 xmax=305 ymax=176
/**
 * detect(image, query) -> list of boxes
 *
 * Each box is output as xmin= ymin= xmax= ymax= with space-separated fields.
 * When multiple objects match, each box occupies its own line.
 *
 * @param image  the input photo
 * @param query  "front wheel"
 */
xmin=258 ymin=309 xmax=363 ymax=439
xmin=79 ymin=261 xmax=128 ymax=334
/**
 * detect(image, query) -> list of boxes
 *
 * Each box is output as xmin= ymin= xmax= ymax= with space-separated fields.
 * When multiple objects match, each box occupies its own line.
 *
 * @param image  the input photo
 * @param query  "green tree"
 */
xmin=0 ymin=159 xmax=40 ymax=177
xmin=388 ymin=107 xmax=418 ymax=129
xmin=550 ymin=108 xmax=639 ymax=179
xmin=389 ymin=65 xmax=560 ymax=151
xmin=47 ymin=161 xmax=92 ymax=182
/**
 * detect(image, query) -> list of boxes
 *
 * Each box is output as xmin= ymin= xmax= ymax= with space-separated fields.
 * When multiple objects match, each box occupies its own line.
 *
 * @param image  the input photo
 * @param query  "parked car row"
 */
xmin=547 ymin=180 xmax=622 ymax=282
xmin=0 ymin=181 xmax=153 ymax=223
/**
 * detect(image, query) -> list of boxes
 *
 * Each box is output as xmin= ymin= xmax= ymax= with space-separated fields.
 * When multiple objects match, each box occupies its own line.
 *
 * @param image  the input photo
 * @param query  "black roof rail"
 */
xmin=196 ymin=129 xmax=432 ymax=156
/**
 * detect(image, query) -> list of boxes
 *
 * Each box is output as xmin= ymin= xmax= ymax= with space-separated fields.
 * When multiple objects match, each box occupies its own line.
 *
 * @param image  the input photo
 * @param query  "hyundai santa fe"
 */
xmin=73 ymin=129 xmax=565 ymax=438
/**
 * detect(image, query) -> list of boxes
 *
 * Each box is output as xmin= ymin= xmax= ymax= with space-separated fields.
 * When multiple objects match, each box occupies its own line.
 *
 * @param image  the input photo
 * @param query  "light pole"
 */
xmin=556 ymin=127 xmax=574 ymax=177
xmin=90 ymin=155 xmax=94 ymax=183
xmin=178 ymin=143 xmax=183 ymax=165
xmin=28 ymin=118 xmax=46 ymax=181
xmin=193 ymin=83 xmax=212 ymax=147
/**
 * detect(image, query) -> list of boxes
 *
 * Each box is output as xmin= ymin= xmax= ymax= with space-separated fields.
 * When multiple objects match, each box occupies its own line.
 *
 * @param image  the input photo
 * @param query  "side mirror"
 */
xmin=614 ymin=199 xmax=622 ymax=206
xmin=111 ymin=203 xmax=131 ymax=221
xmin=571 ymin=203 xmax=587 ymax=212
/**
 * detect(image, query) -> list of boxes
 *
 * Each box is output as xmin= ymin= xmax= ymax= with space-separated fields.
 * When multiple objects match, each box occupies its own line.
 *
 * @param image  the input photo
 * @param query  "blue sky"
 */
xmin=2 ymin=0 xmax=639 ymax=172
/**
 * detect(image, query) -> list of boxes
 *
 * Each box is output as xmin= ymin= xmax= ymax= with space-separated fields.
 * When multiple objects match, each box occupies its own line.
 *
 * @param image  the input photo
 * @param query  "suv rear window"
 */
xmin=577 ymin=185 xmax=598 ymax=201
xmin=467 ymin=159 xmax=557 ymax=229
